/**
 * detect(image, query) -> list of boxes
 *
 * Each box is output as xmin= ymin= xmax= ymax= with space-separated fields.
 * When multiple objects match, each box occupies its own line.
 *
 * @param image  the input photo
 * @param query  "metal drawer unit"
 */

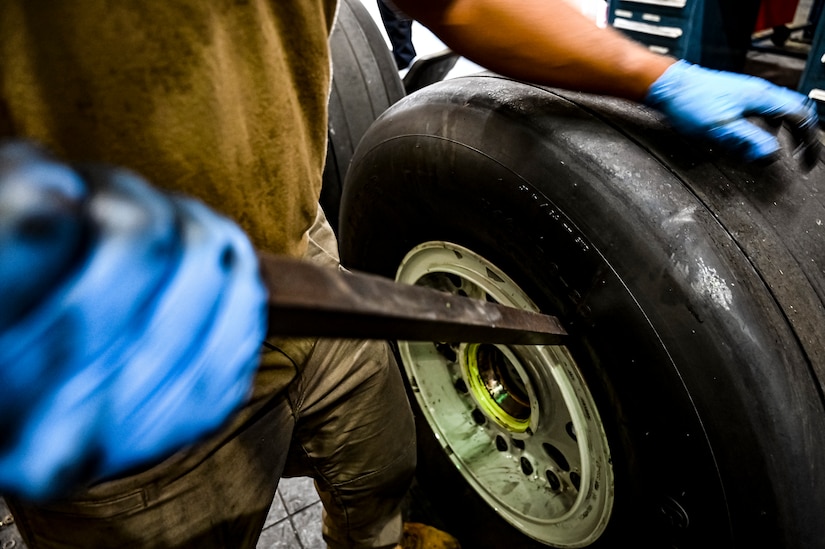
xmin=608 ymin=0 xmax=703 ymax=61
xmin=798 ymin=11 xmax=825 ymax=116
xmin=608 ymin=0 xmax=758 ymax=71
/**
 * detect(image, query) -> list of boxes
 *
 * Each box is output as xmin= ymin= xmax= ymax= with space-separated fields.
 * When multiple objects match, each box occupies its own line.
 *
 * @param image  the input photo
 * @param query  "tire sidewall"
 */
xmin=340 ymin=76 xmax=825 ymax=548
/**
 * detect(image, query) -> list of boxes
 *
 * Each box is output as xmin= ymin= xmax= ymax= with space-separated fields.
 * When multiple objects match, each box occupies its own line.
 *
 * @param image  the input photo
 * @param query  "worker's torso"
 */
xmin=0 ymin=0 xmax=338 ymax=256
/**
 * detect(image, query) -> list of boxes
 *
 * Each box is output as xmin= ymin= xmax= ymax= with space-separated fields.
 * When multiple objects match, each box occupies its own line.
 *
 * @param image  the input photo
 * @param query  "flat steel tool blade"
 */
xmin=260 ymin=253 xmax=566 ymax=345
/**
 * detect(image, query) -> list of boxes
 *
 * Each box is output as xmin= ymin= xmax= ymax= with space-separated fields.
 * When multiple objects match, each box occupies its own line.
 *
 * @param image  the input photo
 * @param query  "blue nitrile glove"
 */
xmin=0 ymin=142 xmax=87 ymax=332
xmin=0 ymin=142 xmax=267 ymax=501
xmin=645 ymin=60 xmax=822 ymax=168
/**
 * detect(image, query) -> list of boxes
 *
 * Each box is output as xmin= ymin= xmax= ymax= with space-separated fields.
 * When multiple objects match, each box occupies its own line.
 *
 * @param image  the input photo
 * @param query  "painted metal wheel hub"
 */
xmin=396 ymin=241 xmax=615 ymax=548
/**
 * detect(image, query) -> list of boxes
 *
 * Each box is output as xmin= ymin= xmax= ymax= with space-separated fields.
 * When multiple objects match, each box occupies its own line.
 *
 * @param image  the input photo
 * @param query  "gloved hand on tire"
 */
xmin=0 ymin=142 xmax=267 ymax=501
xmin=645 ymin=59 xmax=822 ymax=169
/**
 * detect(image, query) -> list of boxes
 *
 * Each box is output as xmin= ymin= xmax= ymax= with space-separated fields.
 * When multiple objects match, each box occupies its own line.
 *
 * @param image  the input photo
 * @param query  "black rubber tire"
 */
xmin=402 ymin=49 xmax=460 ymax=95
xmin=339 ymin=74 xmax=825 ymax=548
xmin=322 ymin=0 xmax=405 ymax=234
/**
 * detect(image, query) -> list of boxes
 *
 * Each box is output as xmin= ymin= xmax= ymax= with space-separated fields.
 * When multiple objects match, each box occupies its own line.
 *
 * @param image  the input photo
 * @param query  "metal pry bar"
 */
xmin=260 ymin=253 xmax=566 ymax=345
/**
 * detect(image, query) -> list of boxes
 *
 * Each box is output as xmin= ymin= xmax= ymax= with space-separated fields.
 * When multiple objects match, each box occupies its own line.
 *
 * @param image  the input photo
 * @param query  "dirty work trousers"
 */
xmin=377 ymin=0 xmax=416 ymax=70
xmin=7 ymin=206 xmax=417 ymax=549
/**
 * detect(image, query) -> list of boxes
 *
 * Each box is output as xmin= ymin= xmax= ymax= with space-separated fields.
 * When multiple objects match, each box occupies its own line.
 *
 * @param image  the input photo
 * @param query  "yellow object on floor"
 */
xmin=401 ymin=523 xmax=461 ymax=549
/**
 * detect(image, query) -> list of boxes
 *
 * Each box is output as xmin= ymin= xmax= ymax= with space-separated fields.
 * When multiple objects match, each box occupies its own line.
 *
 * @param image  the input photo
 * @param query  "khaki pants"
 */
xmin=8 ymin=207 xmax=416 ymax=549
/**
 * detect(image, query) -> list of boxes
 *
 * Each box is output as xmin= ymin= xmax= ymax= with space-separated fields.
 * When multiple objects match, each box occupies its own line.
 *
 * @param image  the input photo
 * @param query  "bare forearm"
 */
xmin=395 ymin=0 xmax=675 ymax=101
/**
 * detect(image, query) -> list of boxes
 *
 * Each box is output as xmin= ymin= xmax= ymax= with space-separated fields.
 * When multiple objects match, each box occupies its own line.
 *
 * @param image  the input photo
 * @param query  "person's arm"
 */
xmin=394 ymin=0 xmax=674 ymax=100
xmin=395 ymin=0 xmax=821 ymax=167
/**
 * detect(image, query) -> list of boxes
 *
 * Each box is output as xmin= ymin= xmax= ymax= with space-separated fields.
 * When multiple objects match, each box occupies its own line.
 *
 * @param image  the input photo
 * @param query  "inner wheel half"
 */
xmin=396 ymin=241 xmax=614 ymax=548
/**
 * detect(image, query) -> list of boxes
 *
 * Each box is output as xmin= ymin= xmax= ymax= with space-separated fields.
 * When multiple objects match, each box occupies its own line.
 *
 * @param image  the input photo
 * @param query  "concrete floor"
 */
xmin=0 ymin=477 xmax=326 ymax=549
xmin=256 ymin=477 xmax=324 ymax=549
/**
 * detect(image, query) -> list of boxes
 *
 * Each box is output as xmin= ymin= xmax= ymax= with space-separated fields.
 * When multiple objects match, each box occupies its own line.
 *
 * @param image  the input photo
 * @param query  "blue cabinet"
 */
xmin=798 ymin=12 xmax=825 ymax=115
xmin=608 ymin=0 xmax=704 ymax=61
xmin=609 ymin=0 xmax=825 ymax=115
xmin=607 ymin=0 xmax=761 ymax=71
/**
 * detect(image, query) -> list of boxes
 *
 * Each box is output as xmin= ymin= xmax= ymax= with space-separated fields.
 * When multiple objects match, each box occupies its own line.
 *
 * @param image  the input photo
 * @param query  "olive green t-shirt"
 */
xmin=0 ymin=0 xmax=337 ymax=258
xmin=1 ymin=1 xmax=340 ymax=402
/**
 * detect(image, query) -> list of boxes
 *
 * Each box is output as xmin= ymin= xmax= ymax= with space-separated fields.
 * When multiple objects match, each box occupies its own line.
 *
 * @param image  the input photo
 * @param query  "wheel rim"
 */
xmin=396 ymin=241 xmax=614 ymax=548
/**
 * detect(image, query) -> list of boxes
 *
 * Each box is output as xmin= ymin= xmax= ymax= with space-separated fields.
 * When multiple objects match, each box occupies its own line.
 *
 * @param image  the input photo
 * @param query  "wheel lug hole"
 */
xmin=525 ymin=427 xmax=533 ymax=436
xmin=512 ymin=438 xmax=525 ymax=451
xmin=546 ymin=470 xmax=561 ymax=490
xmin=471 ymin=408 xmax=486 ymax=425
xmin=495 ymin=435 xmax=508 ymax=452
xmin=566 ymin=422 xmax=577 ymax=442
xmin=520 ymin=457 xmax=534 ymax=476
xmin=570 ymin=471 xmax=581 ymax=491
xmin=542 ymin=443 xmax=570 ymax=472
xmin=454 ymin=378 xmax=468 ymax=394
xmin=436 ymin=342 xmax=457 ymax=362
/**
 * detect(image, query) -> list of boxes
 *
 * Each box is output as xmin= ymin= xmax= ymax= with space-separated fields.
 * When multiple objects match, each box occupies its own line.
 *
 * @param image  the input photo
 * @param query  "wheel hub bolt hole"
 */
xmin=436 ymin=342 xmax=457 ymax=362
xmin=546 ymin=470 xmax=561 ymax=491
xmin=495 ymin=435 xmax=508 ymax=452
xmin=454 ymin=378 xmax=468 ymax=394
xmin=566 ymin=422 xmax=577 ymax=442
xmin=570 ymin=471 xmax=581 ymax=491
xmin=520 ymin=457 xmax=534 ymax=476
xmin=542 ymin=443 xmax=571 ymax=472
xmin=471 ymin=408 xmax=486 ymax=425
xmin=512 ymin=438 xmax=525 ymax=451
